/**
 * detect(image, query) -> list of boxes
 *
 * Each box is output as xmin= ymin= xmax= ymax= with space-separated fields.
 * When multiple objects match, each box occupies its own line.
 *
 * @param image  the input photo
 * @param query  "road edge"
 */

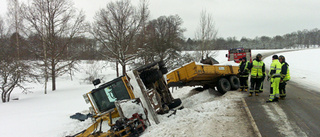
xmin=242 ymin=98 xmax=262 ymax=137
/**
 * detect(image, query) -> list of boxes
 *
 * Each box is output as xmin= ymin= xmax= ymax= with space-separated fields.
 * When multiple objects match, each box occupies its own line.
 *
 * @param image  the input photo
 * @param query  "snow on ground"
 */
xmin=141 ymin=88 xmax=254 ymax=137
xmin=0 ymin=48 xmax=319 ymax=137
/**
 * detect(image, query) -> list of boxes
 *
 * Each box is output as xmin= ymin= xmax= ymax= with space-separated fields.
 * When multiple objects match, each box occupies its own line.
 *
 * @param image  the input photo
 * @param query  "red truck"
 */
xmin=226 ymin=48 xmax=252 ymax=63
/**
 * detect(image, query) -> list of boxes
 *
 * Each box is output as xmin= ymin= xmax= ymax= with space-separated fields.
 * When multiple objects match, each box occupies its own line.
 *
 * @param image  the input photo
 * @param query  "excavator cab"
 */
xmin=72 ymin=61 xmax=183 ymax=137
xmin=83 ymin=76 xmax=134 ymax=118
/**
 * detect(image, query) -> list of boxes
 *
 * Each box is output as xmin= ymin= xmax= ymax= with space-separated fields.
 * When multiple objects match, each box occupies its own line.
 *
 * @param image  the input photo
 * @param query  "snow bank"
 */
xmin=141 ymin=88 xmax=254 ymax=137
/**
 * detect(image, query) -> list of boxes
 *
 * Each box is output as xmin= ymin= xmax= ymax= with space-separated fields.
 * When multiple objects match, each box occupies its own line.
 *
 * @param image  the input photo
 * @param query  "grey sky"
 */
xmin=1 ymin=0 xmax=320 ymax=40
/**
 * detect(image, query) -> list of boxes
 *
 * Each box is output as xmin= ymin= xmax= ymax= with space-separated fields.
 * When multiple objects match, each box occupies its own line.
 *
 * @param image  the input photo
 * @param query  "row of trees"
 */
xmin=183 ymin=28 xmax=320 ymax=50
xmin=1 ymin=0 xmax=211 ymax=102
xmin=1 ymin=0 xmax=319 ymax=102
xmin=1 ymin=0 xmax=88 ymax=102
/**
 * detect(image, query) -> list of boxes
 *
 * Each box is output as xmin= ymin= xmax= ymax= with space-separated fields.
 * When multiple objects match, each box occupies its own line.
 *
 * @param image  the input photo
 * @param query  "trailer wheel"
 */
xmin=168 ymin=98 xmax=182 ymax=109
xmin=217 ymin=78 xmax=231 ymax=94
xmin=142 ymin=69 xmax=162 ymax=84
xmin=229 ymin=76 xmax=240 ymax=90
xmin=160 ymin=67 xmax=168 ymax=74
xmin=158 ymin=60 xmax=165 ymax=68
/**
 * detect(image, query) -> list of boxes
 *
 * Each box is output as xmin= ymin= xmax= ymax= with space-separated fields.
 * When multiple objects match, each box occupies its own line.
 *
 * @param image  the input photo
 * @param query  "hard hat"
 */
xmin=272 ymin=55 xmax=278 ymax=59
xmin=256 ymin=54 xmax=262 ymax=58
xmin=279 ymin=55 xmax=285 ymax=61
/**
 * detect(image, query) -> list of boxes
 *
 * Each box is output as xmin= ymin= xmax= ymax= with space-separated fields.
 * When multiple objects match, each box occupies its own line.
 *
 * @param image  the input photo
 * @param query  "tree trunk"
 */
xmin=122 ymin=64 xmax=126 ymax=76
xmin=116 ymin=61 xmax=119 ymax=77
xmin=7 ymin=92 xmax=11 ymax=102
xmin=52 ymin=61 xmax=56 ymax=91
xmin=1 ymin=91 xmax=6 ymax=103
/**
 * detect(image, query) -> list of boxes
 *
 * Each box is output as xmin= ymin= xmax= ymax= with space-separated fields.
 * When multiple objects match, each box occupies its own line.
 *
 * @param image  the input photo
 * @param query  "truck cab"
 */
xmin=226 ymin=48 xmax=252 ymax=63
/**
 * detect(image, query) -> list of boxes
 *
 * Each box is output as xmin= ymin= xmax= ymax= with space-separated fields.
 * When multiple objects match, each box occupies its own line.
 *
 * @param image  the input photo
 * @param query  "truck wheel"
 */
xmin=229 ymin=76 xmax=240 ymax=90
xmin=142 ymin=69 xmax=162 ymax=84
xmin=148 ymin=69 xmax=162 ymax=82
xmin=217 ymin=78 xmax=231 ymax=94
xmin=158 ymin=60 xmax=165 ymax=68
xmin=160 ymin=67 xmax=168 ymax=74
xmin=168 ymin=98 xmax=182 ymax=109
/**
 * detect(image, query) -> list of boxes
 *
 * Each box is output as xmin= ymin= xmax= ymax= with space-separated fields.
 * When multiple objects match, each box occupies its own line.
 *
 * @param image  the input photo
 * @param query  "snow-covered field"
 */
xmin=0 ymin=48 xmax=319 ymax=137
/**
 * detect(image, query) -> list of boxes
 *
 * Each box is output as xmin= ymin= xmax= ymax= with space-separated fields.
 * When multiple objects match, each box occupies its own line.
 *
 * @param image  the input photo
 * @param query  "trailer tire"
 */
xmin=158 ymin=60 xmax=165 ymax=68
xmin=160 ymin=67 xmax=168 ymax=74
xmin=168 ymin=98 xmax=182 ymax=109
xmin=217 ymin=78 xmax=231 ymax=94
xmin=142 ymin=69 xmax=162 ymax=84
xmin=229 ymin=76 xmax=240 ymax=90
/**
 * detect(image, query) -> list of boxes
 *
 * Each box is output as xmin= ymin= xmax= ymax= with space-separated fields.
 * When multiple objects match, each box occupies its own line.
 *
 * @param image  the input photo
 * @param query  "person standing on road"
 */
xmin=249 ymin=54 xmax=265 ymax=97
xmin=279 ymin=55 xmax=290 ymax=99
xmin=238 ymin=57 xmax=250 ymax=92
xmin=259 ymin=71 xmax=266 ymax=93
xmin=267 ymin=55 xmax=282 ymax=102
xmin=251 ymin=58 xmax=266 ymax=93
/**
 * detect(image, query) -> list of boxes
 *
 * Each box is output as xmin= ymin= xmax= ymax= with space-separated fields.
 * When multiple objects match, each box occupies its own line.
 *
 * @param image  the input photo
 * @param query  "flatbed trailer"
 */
xmin=166 ymin=62 xmax=240 ymax=94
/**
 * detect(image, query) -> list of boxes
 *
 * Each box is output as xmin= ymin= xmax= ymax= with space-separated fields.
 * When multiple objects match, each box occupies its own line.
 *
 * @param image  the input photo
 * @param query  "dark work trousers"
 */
xmin=279 ymin=81 xmax=287 ymax=97
xmin=239 ymin=77 xmax=249 ymax=90
xmin=250 ymin=77 xmax=263 ymax=93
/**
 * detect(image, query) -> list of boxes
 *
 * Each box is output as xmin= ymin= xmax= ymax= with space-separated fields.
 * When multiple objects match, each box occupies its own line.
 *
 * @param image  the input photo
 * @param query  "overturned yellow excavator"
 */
xmin=70 ymin=61 xmax=182 ymax=137
xmin=70 ymin=57 xmax=240 ymax=137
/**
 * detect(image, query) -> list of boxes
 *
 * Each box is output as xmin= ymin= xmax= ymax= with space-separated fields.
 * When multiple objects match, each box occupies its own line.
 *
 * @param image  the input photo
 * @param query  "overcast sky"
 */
xmin=1 ymin=0 xmax=320 ymax=40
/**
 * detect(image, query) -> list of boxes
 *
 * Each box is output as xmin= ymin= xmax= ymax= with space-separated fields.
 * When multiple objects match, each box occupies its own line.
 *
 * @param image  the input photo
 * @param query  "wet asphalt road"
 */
xmin=245 ymin=80 xmax=320 ymax=137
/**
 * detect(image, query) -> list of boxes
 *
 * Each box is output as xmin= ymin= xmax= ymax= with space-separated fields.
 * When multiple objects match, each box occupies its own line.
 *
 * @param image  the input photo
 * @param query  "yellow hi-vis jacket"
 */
xmin=269 ymin=59 xmax=282 ymax=78
xmin=251 ymin=60 xmax=265 ymax=78
xmin=281 ymin=62 xmax=290 ymax=81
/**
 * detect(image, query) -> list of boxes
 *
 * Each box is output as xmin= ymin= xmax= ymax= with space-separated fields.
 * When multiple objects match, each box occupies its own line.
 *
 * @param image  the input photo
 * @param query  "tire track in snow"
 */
xmin=262 ymin=103 xmax=307 ymax=137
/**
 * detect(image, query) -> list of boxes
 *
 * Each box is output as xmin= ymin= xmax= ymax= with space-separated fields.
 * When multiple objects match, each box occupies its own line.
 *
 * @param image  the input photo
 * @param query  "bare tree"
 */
xmin=6 ymin=0 xmax=23 ymax=60
xmin=22 ymin=0 xmax=87 ymax=91
xmin=260 ymin=36 xmax=271 ymax=49
xmin=0 ymin=16 xmax=36 ymax=103
xmin=195 ymin=10 xmax=218 ymax=59
xmin=273 ymin=35 xmax=284 ymax=48
xmin=140 ymin=15 xmax=185 ymax=66
xmin=0 ymin=59 xmax=35 ymax=102
xmin=92 ymin=0 xmax=149 ymax=76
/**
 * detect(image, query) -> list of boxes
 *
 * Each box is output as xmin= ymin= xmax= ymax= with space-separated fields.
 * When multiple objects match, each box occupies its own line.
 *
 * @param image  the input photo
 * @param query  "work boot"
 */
xmin=239 ymin=89 xmax=243 ymax=92
xmin=266 ymin=99 xmax=278 ymax=103
xmin=248 ymin=93 xmax=252 ymax=97
xmin=279 ymin=96 xmax=286 ymax=100
xmin=255 ymin=93 xmax=259 ymax=96
xmin=244 ymin=89 xmax=248 ymax=92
